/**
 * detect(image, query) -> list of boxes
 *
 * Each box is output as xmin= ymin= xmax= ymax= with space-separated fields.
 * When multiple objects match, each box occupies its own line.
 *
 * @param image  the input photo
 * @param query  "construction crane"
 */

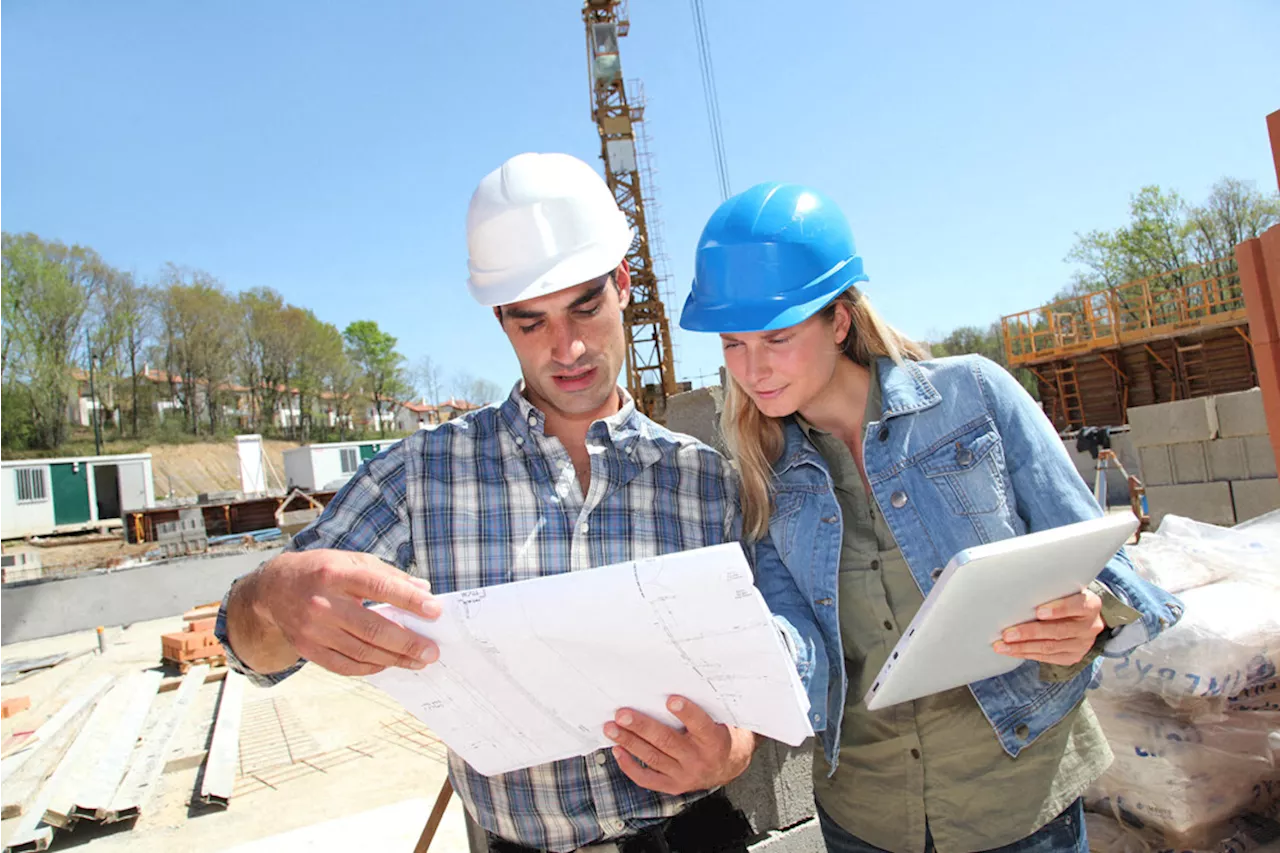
xmin=582 ymin=0 xmax=679 ymax=420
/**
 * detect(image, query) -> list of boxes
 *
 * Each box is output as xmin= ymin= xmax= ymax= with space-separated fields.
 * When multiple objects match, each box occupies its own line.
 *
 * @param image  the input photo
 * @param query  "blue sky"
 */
xmin=4 ymin=1 xmax=1279 ymax=397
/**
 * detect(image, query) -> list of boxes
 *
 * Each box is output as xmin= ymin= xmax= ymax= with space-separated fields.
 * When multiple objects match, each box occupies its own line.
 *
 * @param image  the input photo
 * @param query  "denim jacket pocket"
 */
xmin=769 ymin=490 xmax=808 ymax=558
xmin=920 ymin=423 xmax=1008 ymax=516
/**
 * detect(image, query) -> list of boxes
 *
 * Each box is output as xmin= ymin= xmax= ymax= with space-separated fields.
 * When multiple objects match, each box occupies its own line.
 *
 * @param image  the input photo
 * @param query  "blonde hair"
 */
xmin=722 ymin=288 xmax=932 ymax=540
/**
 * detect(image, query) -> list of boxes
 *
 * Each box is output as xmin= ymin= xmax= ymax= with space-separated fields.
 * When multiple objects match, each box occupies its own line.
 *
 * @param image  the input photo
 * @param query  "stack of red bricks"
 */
xmin=160 ymin=603 xmax=224 ymax=666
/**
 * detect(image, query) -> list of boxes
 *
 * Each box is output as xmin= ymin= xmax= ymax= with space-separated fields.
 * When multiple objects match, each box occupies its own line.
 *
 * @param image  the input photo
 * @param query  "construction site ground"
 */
xmin=0 ymin=618 xmax=471 ymax=852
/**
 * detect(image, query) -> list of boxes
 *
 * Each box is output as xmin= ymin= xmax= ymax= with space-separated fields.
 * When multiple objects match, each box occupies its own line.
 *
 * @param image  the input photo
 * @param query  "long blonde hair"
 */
xmin=722 ymin=288 xmax=932 ymax=540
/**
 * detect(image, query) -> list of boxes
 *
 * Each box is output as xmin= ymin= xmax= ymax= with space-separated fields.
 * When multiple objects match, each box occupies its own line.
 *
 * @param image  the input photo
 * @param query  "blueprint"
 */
xmin=365 ymin=543 xmax=813 ymax=777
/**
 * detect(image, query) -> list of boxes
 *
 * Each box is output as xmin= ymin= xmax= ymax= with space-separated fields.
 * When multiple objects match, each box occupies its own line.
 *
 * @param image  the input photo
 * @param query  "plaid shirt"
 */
xmin=216 ymin=385 xmax=738 ymax=851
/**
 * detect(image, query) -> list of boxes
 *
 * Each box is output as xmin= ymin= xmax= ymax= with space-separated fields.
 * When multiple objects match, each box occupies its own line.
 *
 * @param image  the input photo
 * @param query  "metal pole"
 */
xmin=87 ymin=332 xmax=102 ymax=456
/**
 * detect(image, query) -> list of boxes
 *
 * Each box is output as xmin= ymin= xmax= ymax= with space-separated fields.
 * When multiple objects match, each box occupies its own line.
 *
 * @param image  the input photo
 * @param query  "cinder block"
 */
xmin=665 ymin=387 xmax=727 ymax=453
xmin=1170 ymin=442 xmax=1209 ymax=484
xmin=1 ymin=696 xmax=31 ymax=719
xmin=1232 ymin=479 xmax=1280 ymax=523
xmin=726 ymin=738 xmax=817 ymax=835
xmin=1216 ymin=388 xmax=1269 ymax=437
xmin=1206 ymin=438 xmax=1249 ymax=482
xmin=1138 ymin=446 xmax=1173 ymax=486
xmin=1245 ymin=435 xmax=1278 ymax=478
xmin=1146 ymin=482 xmax=1235 ymax=529
xmin=1128 ymin=398 xmax=1218 ymax=447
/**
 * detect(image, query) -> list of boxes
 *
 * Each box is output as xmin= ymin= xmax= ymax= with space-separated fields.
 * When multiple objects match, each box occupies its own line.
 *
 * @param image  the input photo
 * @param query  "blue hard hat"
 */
xmin=679 ymin=182 xmax=868 ymax=333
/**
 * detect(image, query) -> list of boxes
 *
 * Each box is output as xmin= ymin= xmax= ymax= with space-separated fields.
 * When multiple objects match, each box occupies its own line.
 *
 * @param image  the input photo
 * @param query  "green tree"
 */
xmin=343 ymin=320 xmax=408 ymax=435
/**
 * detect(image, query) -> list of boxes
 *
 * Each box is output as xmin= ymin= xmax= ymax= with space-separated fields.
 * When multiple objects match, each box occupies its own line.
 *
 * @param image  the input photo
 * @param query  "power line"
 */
xmin=689 ymin=0 xmax=731 ymax=201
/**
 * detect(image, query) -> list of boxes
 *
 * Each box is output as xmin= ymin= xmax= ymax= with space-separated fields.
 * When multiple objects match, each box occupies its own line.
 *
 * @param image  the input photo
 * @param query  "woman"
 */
xmin=679 ymin=183 xmax=1183 ymax=853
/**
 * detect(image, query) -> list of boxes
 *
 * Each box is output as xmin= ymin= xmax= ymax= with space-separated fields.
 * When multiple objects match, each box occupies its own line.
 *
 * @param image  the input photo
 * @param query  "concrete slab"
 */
xmin=1128 ymin=398 xmax=1218 ymax=447
xmin=748 ymin=818 xmax=823 ymax=852
xmin=1170 ymin=442 xmax=1209 ymax=485
xmin=1 ymin=549 xmax=280 ymax=645
xmin=1146 ymin=482 xmax=1235 ymax=529
xmin=1232 ymin=478 xmax=1280 ymax=523
xmin=1216 ymin=387 xmax=1269 ymax=437
xmin=1245 ymin=435 xmax=1278 ymax=479
xmin=1137 ymin=446 xmax=1173 ymax=487
xmin=1206 ymin=438 xmax=1250 ymax=482
xmin=726 ymin=739 xmax=816 ymax=835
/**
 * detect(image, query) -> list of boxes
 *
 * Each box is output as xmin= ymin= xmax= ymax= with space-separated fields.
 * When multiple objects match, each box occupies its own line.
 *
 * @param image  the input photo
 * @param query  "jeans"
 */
xmin=815 ymin=798 xmax=1087 ymax=853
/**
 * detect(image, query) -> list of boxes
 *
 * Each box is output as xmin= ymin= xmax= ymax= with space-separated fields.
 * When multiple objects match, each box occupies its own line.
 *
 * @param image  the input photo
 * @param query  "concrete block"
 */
xmin=665 ymin=387 xmax=727 ymax=453
xmin=1216 ymin=388 xmax=1268 ymax=437
xmin=1170 ymin=442 xmax=1209 ymax=484
xmin=1064 ymin=432 xmax=1141 ymax=505
xmin=749 ymin=818 xmax=823 ymax=852
xmin=1232 ymin=479 xmax=1280 ymax=523
xmin=1128 ymin=398 xmax=1218 ymax=447
xmin=1206 ymin=438 xmax=1249 ymax=482
xmin=1244 ymin=435 xmax=1278 ymax=479
xmin=726 ymin=738 xmax=816 ymax=835
xmin=1138 ymin=446 xmax=1173 ymax=486
xmin=1147 ymin=482 xmax=1235 ymax=529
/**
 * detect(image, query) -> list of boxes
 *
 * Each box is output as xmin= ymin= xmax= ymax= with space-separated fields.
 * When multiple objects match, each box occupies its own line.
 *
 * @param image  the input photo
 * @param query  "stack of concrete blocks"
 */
xmin=1130 ymin=389 xmax=1279 ymax=528
xmin=155 ymin=507 xmax=208 ymax=558
xmin=0 ymin=551 xmax=43 ymax=584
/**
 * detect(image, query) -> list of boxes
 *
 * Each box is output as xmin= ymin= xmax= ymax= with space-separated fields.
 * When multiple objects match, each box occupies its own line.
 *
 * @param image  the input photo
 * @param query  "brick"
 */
xmin=1245 ymin=435 xmax=1278 ymax=478
xmin=1170 ymin=442 xmax=1209 ymax=484
xmin=1206 ymin=438 xmax=1249 ymax=481
xmin=1216 ymin=388 xmax=1269 ymax=437
xmin=1232 ymin=479 xmax=1280 ymax=522
xmin=1146 ymin=482 xmax=1235 ymax=529
xmin=1138 ymin=446 xmax=1173 ymax=486
xmin=185 ymin=618 xmax=216 ymax=633
xmin=1 ymin=697 xmax=31 ymax=719
xmin=1128 ymin=397 xmax=1218 ymax=447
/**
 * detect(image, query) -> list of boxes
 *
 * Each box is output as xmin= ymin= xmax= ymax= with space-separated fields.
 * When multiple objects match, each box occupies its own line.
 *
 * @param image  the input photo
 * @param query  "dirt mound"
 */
xmin=147 ymin=439 xmax=301 ymax=500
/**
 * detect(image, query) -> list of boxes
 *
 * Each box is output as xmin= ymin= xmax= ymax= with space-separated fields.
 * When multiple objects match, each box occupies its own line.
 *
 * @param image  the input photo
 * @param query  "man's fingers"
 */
xmin=304 ymin=644 xmax=388 ymax=677
xmin=342 ymin=603 xmax=439 ymax=663
xmin=1034 ymin=590 xmax=1100 ymax=621
xmin=611 ymin=747 xmax=681 ymax=795
xmin=667 ymin=696 xmax=720 ymax=739
xmin=613 ymin=708 xmax=690 ymax=762
xmin=339 ymin=554 xmax=441 ymax=618
xmin=603 ymin=723 xmax=680 ymax=776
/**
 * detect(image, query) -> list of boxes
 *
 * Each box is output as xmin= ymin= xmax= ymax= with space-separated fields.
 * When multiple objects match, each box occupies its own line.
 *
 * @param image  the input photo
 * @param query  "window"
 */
xmin=339 ymin=448 xmax=358 ymax=474
xmin=16 ymin=467 xmax=48 ymax=503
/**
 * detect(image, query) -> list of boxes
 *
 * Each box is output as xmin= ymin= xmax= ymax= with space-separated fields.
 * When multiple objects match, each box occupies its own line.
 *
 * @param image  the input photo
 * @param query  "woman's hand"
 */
xmin=993 ymin=588 xmax=1104 ymax=666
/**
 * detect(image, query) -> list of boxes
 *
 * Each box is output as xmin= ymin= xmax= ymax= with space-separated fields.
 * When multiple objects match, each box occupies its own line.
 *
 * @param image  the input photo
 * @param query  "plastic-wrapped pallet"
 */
xmin=1086 ymin=810 xmax=1280 ymax=853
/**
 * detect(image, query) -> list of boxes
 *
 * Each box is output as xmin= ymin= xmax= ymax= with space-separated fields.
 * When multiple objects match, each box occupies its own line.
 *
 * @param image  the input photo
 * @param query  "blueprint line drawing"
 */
xmin=365 ymin=543 xmax=812 ymax=776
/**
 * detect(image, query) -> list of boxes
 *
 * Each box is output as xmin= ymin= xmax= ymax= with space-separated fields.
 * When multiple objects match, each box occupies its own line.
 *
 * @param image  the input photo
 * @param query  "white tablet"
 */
xmin=863 ymin=513 xmax=1138 ymax=711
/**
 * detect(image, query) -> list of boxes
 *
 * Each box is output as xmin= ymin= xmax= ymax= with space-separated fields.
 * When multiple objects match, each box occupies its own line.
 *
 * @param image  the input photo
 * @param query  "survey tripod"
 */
xmin=1075 ymin=426 xmax=1151 ymax=542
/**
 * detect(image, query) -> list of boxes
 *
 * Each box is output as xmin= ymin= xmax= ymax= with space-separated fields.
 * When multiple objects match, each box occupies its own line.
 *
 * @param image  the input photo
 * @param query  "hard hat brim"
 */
xmin=679 ymin=269 xmax=868 ymax=334
xmin=468 ymin=224 xmax=635 ymax=308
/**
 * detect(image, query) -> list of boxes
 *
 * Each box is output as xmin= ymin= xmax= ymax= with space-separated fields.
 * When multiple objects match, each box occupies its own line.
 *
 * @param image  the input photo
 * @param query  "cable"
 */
xmin=689 ymin=0 xmax=731 ymax=201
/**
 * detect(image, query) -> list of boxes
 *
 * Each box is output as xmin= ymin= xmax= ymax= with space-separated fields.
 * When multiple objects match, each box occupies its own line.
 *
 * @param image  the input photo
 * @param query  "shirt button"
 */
xmin=883 ymin=620 xmax=893 ymax=630
xmin=579 ymin=522 xmax=590 ymax=534
xmin=595 ymin=752 xmax=608 ymax=766
xmin=956 ymin=448 xmax=974 ymax=466
xmin=528 ymin=413 xmax=537 ymax=426
xmin=870 ymin=560 xmax=880 ymax=571
xmin=890 ymin=490 xmax=908 ymax=509
xmin=515 ymin=435 xmax=525 ymax=446
xmin=877 ymin=426 xmax=890 ymax=442
xmin=910 ymin=748 xmax=921 ymax=759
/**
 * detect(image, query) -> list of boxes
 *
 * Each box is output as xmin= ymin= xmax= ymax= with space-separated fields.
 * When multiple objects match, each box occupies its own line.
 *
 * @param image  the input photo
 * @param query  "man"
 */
xmin=216 ymin=153 xmax=759 ymax=853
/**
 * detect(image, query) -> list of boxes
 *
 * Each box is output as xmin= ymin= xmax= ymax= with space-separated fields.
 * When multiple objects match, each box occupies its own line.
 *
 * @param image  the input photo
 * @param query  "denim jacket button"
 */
xmin=890 ymin=490 xmax=908 ymax=509
xmin=1015 ymin=724 xmax=1030 ymax=739
xmin=816 ymin=598 xmax=833 ymax=606
xmin=956 ymin=448 xmax=974 ymax=466
xmin=877 ymin=425 xmax=890 ymax=442
xmin=822 ymin=516 xmax=838 ymax=524
xmin=930 ymin=568 xmax=942 ymax=581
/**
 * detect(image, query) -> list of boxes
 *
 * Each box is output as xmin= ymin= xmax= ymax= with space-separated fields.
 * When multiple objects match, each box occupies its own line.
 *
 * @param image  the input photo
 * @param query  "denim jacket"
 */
xmin=755 ymin=355 xmax=1184 ymax=773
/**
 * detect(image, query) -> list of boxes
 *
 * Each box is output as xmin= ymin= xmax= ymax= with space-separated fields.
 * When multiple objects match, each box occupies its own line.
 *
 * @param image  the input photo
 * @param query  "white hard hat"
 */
xmin=466 ymin=152 xmax=634 ymax=307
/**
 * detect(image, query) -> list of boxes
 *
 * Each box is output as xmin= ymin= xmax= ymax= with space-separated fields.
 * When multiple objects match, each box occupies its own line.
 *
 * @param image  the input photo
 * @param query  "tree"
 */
xmin=1187 ymin=177 xmax=1280 ymax=265
xmin=156 ymin=265 xmax=238 ymax=435
xmin=343 ymin=320 xmax=408 ymax=435
xmin=468 ymin=378 xmax=504 ymax=405
xmin=413 ymin=354 xmax=444 ymax=407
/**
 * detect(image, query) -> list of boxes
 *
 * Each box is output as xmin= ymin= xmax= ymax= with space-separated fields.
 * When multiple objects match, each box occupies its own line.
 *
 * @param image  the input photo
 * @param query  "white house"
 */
xmin=282 ymin=439 xmax=401 ymax=491
xmin=2 ymin=453 xmax=156 ymax=540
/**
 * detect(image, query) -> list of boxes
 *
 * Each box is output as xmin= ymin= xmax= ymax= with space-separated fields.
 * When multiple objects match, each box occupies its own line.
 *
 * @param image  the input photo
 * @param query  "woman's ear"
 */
xmin=832 ymin=302 xmax=854 ymax=350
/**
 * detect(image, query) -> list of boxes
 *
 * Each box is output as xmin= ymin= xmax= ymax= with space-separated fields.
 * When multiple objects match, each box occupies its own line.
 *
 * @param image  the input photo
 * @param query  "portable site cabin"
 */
xmin=282 ymin=439 xmax=401 ymax=491
xmin=1 ymin=453 xmax=156 ymax=539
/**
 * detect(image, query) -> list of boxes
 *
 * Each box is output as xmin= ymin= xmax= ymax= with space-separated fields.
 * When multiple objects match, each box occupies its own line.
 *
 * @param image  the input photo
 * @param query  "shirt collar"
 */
xmin=498 ymin=380 xmax=643 ymax=448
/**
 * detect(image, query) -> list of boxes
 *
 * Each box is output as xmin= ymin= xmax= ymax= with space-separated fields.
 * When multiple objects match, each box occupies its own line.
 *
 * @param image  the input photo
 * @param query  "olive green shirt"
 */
xmin=800 ymin=363 xmax=1131 ymax=853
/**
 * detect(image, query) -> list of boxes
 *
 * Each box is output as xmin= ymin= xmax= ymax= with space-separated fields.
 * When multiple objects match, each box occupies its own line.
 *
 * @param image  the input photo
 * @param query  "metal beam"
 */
xmin=199 ymin=671 xmax=246 ymax=807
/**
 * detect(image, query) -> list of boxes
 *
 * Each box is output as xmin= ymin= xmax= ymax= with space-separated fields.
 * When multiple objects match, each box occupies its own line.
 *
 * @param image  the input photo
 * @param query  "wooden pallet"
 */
xmin=163 ymin=655 xmax=226 ymax=674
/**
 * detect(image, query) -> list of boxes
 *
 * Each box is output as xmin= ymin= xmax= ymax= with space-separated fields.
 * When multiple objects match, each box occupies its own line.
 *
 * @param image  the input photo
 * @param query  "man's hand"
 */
xmin=603 ymin=696 xmax=756 ymax=795
xmin=228 ymin=549 xmax=441 ymax=677
xmin=994 ymin=587 xmax=1105 ymax=666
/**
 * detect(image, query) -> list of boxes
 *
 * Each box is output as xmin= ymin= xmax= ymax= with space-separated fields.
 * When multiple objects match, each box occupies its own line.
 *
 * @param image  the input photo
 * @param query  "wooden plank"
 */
xmin=1 ymin=675 xmax=113 ymax=784
xmin=199 ymin=671 xmax=246 ymax=807
xmin=0 ymin=694 xmax=100 ymax=820
xmin=2 ymin=677 xmax=118 ymax=853
xmin=157 ymin=668 xmax=227 ymax=694
xmin=104 ymin=664 xmax=208 ymax=823
xmin=65 ymin=671 xmax=163 ymax=822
